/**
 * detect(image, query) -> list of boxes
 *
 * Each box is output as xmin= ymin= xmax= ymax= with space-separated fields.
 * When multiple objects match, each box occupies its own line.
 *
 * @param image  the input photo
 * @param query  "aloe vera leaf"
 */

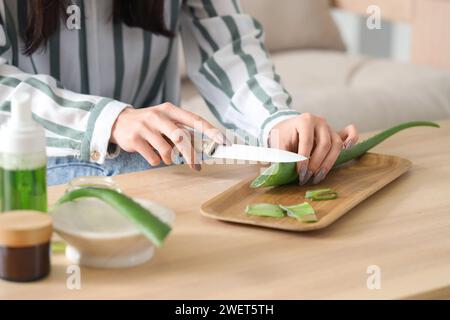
xmin=55 ymin=187 xmax=171 ymax=247
xmin=334 ymin=121 xmax=439 ymax=167
xmin=280 ymin=202 xmax=318 ymax=222
xmin=305 ymin=188 xmax=338 ymax=201
xmin=250 ymin=162 xmax=298 ymax=188
xmin=245 ymin=203 xmax=286 ymax=218
xmin=251 ymin=121 xmax=439 ymax=188
xmin=51 ymin=240 xmax=67 ymax=254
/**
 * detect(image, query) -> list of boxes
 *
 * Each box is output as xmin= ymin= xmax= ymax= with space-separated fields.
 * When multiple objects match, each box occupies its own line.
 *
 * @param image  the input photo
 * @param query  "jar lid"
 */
xmin=0 ymin=211 xmax=52 ymax=248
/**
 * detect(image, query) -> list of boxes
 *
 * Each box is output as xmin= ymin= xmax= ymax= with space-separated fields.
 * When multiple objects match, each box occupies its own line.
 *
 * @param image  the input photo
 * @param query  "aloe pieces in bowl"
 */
xmin=54 ymin=187 xmax=171 ymax=247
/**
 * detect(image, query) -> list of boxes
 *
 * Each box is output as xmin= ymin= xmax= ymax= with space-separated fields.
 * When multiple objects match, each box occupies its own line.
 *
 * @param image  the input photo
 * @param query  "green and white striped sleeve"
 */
xmin=0 ymin=50 xmax=128 ymax=164
xmin=0 ymin=59 xmax=128 ymax=163
xmin=180 ymin=0 xmax=300 ymax=146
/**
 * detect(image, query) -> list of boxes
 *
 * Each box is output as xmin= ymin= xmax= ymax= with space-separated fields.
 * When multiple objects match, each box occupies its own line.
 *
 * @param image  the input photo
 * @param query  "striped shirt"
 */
xmin=0 ymin=0 xmax=298 ymax=164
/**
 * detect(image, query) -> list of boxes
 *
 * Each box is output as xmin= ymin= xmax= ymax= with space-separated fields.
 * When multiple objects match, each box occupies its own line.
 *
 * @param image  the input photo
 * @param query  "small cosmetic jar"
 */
xmin=0 ymin=211 xmax=52 ymax=282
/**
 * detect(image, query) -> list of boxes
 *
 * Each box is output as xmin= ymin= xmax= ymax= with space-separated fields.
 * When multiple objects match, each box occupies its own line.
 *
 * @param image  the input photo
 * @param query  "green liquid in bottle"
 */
xmin=0 ymin=165 xmax=47 ymax=212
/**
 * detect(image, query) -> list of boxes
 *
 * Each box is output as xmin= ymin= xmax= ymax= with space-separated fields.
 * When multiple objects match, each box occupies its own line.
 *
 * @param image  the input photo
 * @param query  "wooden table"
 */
xmin=2 ymin=120 xmax=450 ymax=300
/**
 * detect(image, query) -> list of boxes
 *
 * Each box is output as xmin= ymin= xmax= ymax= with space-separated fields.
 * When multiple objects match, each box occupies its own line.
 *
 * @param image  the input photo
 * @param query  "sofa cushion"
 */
xmin=241 ymin=0 xmax=345 ymax=52
xmin=270 ymin=51 xmax=450 ymax=131
xmin=181 ymin=51 xmax=450 ymax=133
xmin=268 ymin=51 xmax=369 ymax=91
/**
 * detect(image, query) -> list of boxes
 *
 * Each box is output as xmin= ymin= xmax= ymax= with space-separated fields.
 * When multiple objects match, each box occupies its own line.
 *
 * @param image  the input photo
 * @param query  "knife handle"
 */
xmin=202 ymin=140 xmax=218 ymax=156
xmin=178 ymin=131 xmax=218 ymax=158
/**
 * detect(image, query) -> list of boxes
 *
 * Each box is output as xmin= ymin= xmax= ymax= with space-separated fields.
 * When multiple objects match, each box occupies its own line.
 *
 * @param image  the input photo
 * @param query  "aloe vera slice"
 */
xmin=280 ymin=202 xmax=318 ymax=223
xmin=305 ymin=188 xmax=338 ymax=201
xmin=334 ymin=121 xmax=439 ymax=166
xmin=54 ymin=187 xmax=171 ymax=247
xmin=245 ymin=203 xmax=286 ymax=218
xmin=51 ymin=240 xmax=67 ymax=253
xmin=251 ymin=121 xmax=439 ymax=188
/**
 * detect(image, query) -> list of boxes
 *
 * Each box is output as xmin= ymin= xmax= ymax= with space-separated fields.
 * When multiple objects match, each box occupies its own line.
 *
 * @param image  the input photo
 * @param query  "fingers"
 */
xmin=134 ymin=138 xmax=161 ymax=167
xmin=312 ymin=131 xmax=342 ymax=184
xmin=112 ymin=104 xmax=211 ymax=171
xmin=141 ymin=127 xmax=175 ymax=165
xmin=339 ymin=124 xmax=359 ymax=149
xmin=296 ymin=119 xmax=314 ymax=185
xmin=307 ymin=121 xmax=332 ymax=181
xmin=163 ymin=103 xmax=227 ymax=145
xmin=276 ymin=113 xmax=359 ymax=185
xmin=158 ymin=117 xmax=199 ymax=171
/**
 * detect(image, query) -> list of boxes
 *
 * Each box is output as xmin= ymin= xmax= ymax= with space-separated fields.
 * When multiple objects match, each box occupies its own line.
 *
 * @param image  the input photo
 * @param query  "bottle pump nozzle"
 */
xmin=11 ymin=92 xmax=33 ymax=126
xmin=0 ymin=92 xmax=46 ymax=154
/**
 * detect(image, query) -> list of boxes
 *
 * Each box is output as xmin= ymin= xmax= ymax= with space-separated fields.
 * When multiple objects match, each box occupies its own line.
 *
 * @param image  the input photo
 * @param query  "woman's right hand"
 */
xmin=110 ymin=102 xmax=225 ymax=170
xmin=269 ymin=113 xmax=359 ymax=185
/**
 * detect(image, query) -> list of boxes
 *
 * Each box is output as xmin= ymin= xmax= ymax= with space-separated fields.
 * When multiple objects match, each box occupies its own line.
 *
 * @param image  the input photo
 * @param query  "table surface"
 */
xmin=2 ymin=120 xmax=450 ymax=300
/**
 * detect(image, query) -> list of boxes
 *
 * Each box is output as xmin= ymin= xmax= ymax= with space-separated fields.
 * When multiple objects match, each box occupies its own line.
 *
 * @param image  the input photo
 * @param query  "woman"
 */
xmin=0 ymin=0 xmax=358 ymax=185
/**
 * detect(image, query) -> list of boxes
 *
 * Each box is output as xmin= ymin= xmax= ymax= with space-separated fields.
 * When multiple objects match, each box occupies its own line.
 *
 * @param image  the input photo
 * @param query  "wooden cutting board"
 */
xmin=201 ymin=153 xmax=412 ymax=231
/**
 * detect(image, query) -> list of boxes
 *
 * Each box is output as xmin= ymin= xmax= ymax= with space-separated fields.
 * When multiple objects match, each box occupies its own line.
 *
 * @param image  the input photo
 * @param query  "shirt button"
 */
xmin=90 ymin=151 xmax=100 ymax=161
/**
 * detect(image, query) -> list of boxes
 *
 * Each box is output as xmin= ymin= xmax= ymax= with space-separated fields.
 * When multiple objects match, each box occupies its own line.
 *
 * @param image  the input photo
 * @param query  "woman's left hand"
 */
xmin=268 ymin=113 xmax=359 ymax=185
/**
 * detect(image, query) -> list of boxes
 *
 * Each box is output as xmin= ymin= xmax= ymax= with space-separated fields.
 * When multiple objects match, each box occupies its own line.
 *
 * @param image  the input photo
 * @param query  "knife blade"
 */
xmin=207 ymin=143 xmax=307 ymax=163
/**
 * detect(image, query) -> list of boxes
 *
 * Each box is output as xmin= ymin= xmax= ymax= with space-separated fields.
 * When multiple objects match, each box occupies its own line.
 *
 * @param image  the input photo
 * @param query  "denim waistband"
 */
xmin=46 ymin=151 xmax=183 ymax=186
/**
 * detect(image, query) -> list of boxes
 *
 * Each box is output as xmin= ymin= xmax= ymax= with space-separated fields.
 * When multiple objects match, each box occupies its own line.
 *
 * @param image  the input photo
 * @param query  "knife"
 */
xmin=199 ymin=140 xmax=307 ymax=163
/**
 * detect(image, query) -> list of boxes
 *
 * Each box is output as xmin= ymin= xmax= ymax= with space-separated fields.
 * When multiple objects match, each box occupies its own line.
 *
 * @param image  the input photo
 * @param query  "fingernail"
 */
xmin=298 ymin=165 xmax=307 ymax=184
xmin=300 ymin=170 xmax=313 ymax=185
xmin=214 ymin=133 xmax=225 ymax=145
xmin=313 ymin=168 xmax=327 ymax=185
xmin=214 ymin=133 xmax=231 ymax=146
xmin=223 ymin=135 xmax=232 ymax=146
xmin=194 ymin=164 xmax=202 ymax=171
xmin=345 ymin=141 xmax=353 ymax=149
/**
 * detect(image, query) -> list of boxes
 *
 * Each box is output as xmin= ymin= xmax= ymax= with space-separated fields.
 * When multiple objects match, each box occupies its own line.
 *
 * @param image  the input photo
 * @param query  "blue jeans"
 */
xmin=47 ymin=152 xmax=184 ymax=186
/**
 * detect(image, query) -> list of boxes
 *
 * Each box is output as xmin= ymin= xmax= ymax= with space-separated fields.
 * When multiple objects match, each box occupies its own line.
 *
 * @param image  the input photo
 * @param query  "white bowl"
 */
xmin=51 ymin=197 xmax=175 ymax=269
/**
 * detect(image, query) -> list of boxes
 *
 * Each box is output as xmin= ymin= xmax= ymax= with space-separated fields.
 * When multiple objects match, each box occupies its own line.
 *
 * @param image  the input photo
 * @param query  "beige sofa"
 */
xmin=180 ymin=0 xmax=450 ymax=133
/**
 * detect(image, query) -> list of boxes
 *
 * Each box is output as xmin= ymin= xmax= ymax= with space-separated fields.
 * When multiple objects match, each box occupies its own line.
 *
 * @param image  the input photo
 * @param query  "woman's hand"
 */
xmin=269 ymin=113 xmax=358 ymax=185
xmin=111 ymin=103 xmax=225 ymax=170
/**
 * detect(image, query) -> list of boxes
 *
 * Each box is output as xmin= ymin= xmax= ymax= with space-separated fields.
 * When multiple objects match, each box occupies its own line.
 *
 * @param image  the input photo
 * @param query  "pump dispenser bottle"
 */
xmin=0 ymin=93 xmax=47 ymax=212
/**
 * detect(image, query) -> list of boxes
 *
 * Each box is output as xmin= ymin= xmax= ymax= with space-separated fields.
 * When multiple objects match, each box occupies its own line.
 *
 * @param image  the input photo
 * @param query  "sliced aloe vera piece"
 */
xmin=51 ymin=240 xmax=67 ymax=254
xmin=245 ymin=203 xmax=286 ymax=218
xmin=305 ymin=188 xmax=338 ymax=201
xmin=280 ymin=202 xmax=318 ymax=223
xmin=250 ymin=162 xmax=298 ymax=188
